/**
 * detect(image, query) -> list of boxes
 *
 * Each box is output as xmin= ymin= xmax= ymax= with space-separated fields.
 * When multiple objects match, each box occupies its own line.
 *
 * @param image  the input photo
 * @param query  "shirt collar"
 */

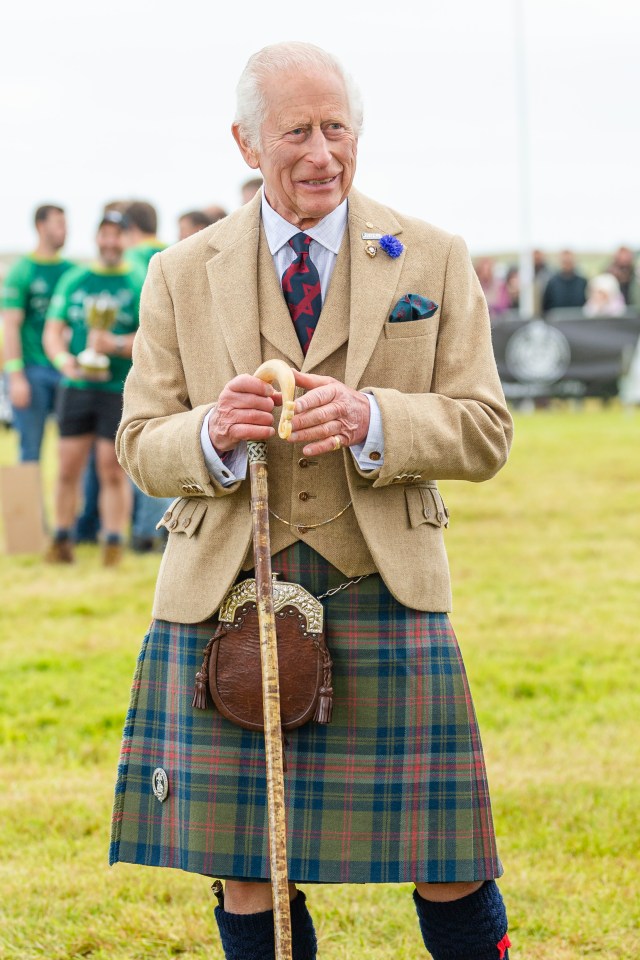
xmin=261 ymin=190 xmax=348 ymax=256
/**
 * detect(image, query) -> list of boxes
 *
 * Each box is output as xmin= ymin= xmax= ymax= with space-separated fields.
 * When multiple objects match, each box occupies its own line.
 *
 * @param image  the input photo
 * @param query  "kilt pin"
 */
xmin=110 ymin=541 xmax=502 ymax=884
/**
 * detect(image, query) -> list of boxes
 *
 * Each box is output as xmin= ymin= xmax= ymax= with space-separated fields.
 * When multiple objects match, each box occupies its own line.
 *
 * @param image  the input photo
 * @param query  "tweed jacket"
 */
xmin=116 ymin=188 xmax=513 ymax=623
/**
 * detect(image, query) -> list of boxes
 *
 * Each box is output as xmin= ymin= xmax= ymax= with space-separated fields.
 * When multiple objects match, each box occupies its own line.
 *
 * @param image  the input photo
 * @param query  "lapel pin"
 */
xmin=365 ymin=243 xmax=377 ymax=258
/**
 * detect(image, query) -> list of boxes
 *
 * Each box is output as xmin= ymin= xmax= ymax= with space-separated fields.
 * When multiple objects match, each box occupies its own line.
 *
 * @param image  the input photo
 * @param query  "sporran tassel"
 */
xmin=313 ymin=687 xmax=333 ymax=724
xmin=191 ymin=630 xmax=223 ymax=710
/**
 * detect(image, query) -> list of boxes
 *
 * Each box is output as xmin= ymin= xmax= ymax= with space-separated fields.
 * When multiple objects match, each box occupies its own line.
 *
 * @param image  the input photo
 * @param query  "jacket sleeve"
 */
xmin=364 ymin=235 xmax=513 ymax=485
xmin=116 ymin=254 xmax=241 ymax=499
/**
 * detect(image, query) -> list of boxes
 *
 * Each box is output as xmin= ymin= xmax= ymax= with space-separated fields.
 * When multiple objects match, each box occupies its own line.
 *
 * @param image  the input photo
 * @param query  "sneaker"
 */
xmin=103 ymin=543 xmax=123 ymax=567
xmin=45 ymin=539 xmax=75 ymax=564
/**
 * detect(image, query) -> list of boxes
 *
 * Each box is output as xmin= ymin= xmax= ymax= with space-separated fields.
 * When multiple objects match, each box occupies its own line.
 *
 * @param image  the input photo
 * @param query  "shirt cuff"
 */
xmin=200 ymin=411 xmax=248 ymax=486
xmin=350 ymin=393 xmax=384 ymax=470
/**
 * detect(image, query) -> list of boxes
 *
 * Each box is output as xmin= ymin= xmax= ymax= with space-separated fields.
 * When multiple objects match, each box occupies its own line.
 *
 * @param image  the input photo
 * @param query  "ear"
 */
xmin=232 ymin=123 xmax=260 ymax=170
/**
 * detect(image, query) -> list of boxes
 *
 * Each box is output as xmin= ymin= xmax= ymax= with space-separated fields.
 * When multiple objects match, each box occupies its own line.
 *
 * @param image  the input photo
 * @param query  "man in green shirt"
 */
xmin=123 ymin=200 xmax=166 ymax=274
xmin=43 ymin=211 xmax=142 ymax=566
xmin=122 ymin=199 xmax=172 ymax=553
xmin=1 ymin=204 xmax=74 ymax=461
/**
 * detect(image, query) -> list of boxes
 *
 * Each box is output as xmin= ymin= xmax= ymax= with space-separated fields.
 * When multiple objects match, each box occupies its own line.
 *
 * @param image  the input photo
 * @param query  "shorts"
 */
xmin=56 ymin=386 xmax=123 ymax=440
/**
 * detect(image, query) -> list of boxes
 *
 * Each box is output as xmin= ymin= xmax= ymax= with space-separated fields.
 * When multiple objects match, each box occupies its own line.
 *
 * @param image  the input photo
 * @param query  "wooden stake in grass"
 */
xmin=247 ymin=359 xmax=296 ymax=960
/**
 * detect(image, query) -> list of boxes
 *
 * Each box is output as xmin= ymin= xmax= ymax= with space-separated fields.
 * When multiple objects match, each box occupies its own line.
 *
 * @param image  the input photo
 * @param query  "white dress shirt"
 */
xmin=200 ymin=192 xmax=385 ymax=485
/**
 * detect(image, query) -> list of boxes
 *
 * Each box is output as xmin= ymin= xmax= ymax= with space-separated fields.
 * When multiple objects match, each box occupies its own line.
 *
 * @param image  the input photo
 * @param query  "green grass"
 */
xmin=1 ymin=406 xmax=639 ymax=959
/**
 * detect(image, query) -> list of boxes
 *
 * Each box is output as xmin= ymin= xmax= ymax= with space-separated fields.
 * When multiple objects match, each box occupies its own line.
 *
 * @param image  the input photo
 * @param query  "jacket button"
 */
xmin=298 ymin=458 xmax=309 ymax=468
xmin=298 ymin=491 xmax=310 ymax=501
xmin=182 ymin=518 xmax=191 ymax=528
xmin=297 ymin=525 xmax=309 ymax=534
xmin=369 ymin=451 xmax=381 ymax=461
xmin=168 ymin=519 xmax=178 ymax=530
xmin=163 ymin=511 xmax=172 ymax=521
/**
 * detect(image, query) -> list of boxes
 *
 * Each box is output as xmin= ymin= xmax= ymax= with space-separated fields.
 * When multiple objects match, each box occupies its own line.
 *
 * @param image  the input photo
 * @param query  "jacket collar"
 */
xmin=205 ymin=187 xmax=404 ymax=386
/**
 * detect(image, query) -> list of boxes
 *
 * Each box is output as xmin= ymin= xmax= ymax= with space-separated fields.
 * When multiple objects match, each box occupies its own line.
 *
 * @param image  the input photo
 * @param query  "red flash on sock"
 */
xmin=497 ymin=933 xmax=511 ymax=958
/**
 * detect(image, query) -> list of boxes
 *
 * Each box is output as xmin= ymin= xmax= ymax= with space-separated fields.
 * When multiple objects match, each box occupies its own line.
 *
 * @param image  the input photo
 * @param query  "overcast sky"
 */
xmin=2 ymin=0 xmax=638 ymax=259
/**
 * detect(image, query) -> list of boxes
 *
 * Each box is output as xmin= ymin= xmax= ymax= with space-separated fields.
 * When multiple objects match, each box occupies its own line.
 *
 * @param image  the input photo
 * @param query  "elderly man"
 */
xmin=111 ymin=42 xmax=513 ymax=960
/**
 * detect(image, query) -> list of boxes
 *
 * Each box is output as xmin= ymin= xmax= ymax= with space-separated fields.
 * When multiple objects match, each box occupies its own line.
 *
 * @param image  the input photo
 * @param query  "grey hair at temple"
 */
xmin=234 ymin=41 xmax=364 ymax=149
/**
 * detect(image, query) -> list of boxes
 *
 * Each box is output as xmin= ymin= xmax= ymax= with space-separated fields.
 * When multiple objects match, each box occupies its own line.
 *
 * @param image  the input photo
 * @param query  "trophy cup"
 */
xmin=77 ymin=294 xmax=119 ymax=378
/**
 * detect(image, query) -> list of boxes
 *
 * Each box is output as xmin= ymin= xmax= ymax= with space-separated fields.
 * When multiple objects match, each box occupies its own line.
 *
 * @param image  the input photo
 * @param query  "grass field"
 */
xmin=1 ymin=406 xmax=639 ymax=959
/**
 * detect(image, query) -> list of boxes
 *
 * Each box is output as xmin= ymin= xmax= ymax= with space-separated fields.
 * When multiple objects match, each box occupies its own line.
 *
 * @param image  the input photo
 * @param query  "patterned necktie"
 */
xmin=281 ymin=233 xmax=322 ymax=354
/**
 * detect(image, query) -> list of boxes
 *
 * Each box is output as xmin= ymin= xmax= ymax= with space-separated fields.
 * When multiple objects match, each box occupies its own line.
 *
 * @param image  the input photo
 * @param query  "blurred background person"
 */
xmin=1 ymin=204 xmax=73 ymax=462
xmin=583 ymin=273 xmax=627 ymax=317
xmin=121 ymin=200 xmax=173 ymax=552
xmin=533 ymin=249 xmax=551 ymax=317
xmin=542 ymin=249 xmax=587 ymax=313
xmin=202 ymin=203 xmax=227 ymax=224
xmin=43 ymin=211 xmax=141 ymax=566
xmin=606 ymin=245 xmax=636 ymax=306
xmin=474 ymin=255 xmax=511 ymax=320
xmin=240 ymin=175 xmax=262 ymax=204
xmin=123 ymin=200 xmax=166 ymax=275
xmin=505 ymin=265 xmax=520 ymax=311
xmin=178 ymin=209 xmax=214 ymax=241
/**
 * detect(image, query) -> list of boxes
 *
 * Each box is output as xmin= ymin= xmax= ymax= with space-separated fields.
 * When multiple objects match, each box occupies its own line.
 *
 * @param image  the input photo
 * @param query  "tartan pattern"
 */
xmin=110 ymin=542 xmax=502 ymax=883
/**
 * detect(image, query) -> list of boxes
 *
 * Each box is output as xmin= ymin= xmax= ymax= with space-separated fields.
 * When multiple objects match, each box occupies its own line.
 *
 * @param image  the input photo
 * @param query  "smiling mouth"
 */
xmin=301 ymin=176 xmax=338 ymax=186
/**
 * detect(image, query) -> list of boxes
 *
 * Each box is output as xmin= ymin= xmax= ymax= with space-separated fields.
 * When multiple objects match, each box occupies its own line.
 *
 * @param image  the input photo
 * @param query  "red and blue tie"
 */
xmin=281 ymin=233 xmax=322 ymax=354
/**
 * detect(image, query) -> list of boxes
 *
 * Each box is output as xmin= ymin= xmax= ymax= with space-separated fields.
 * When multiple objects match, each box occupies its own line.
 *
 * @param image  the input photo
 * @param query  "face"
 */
xmin=560 ymin=251 xmax=575 ymax=273
xmin=38 ymin=210 xmax=67 ymax=251
xmin=96 ymin=224 xmax=124 ymax=267
xmin=179 ymin=217 xmax=198 ymax=241
xmin=233 ymin=68 xmax=358 ymax=229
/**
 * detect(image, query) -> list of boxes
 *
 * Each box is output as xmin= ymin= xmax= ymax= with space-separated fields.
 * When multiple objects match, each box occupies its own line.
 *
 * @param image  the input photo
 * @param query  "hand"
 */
xmin=8 ymin=371 xmax=31 ymax=408
xmin=289 ymin=371 xmax=370 ymax=456
xmin=208 ymin=374 xmax=283 ymax=454
xmin=88 ymin=329 xmax=114 ymax=354
xmin=59 ymin=354 xmax=84 ymax=380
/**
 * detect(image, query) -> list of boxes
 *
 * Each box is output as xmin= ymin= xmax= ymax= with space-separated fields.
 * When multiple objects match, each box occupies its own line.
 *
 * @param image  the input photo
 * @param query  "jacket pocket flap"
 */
xmin=405 ymin=485 xmax=449 ymax=529
xmin=157 ymin=497 xmax=207 ymax=538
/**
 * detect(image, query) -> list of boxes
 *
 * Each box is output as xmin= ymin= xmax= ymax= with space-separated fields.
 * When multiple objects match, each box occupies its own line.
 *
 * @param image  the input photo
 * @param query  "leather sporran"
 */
xmin=192 ymin=575 xmax=333 ymax=732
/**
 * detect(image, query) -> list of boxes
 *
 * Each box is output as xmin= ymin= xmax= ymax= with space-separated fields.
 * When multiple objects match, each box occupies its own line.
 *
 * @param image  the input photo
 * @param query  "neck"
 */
xmin=34 ymin=241 xmax=59 ymax=259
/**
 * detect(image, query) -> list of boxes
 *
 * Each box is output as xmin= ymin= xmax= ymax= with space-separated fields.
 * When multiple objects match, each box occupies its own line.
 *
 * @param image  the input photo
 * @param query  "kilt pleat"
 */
xmin=110 ymin=542 xmax=502 ymax=883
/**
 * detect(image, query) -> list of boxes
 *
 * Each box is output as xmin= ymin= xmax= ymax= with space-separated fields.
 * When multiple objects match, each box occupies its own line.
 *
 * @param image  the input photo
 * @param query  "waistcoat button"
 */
xmin=298 ymin=491 xmax=310 ymax=501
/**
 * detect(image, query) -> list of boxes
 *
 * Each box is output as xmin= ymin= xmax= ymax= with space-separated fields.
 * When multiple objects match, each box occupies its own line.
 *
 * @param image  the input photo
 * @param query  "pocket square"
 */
xmin=389 ymin=294 xmax=439 ymax=323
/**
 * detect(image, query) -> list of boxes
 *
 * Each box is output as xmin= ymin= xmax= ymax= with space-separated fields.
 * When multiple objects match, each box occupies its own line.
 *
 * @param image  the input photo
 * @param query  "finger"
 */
xmin=227 ymin=374 xmax=278 ymax=397
xmin=225 ymin=409 xmax=277 ymax=428
xmin=293 ymin=370 xmax=335 ymax=391
xmin=289 ymin=419 xmax=342 ymax=445
xmin=301 ymin=434 xmax=346 ymax=457
xmin=294 ymin=383 xmax=339 ymax=414
xmin=220 ymin=391 xmax=275 ymax=412
xmin=227 ymin=425 xmax=277 ymax=443
xmin=291 ymin=401 xmax=341 ymax=432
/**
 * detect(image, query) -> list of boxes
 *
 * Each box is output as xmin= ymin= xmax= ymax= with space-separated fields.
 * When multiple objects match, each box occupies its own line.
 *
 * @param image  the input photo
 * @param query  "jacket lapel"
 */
xmin=344 ymin=189 xmax=404 ymax=388
xmin=257 ymin=225 xmax=305 ymax=367
xmin=205 ymin=198 xmax=263 ymax=377
xmin=302 ymin=228 xmax=351 ymax=373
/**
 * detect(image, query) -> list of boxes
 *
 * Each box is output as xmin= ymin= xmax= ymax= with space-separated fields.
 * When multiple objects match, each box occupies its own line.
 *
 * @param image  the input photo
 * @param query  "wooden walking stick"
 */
xmin=247 ymin=359 xmax=296 ymax=960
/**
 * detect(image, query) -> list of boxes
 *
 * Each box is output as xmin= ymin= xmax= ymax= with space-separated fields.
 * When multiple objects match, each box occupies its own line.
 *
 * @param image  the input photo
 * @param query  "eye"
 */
xmin=289 ymin=127 xmax=305 ymax=136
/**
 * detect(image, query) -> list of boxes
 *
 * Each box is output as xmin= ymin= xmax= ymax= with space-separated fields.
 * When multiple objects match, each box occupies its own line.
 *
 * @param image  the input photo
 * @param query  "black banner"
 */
xmin=491 ymin=311 xmax=640 ymax=398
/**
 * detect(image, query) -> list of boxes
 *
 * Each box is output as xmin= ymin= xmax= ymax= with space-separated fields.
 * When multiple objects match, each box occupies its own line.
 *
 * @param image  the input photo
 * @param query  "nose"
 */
xmin=306 ymin=127 xmax=332 ymax=167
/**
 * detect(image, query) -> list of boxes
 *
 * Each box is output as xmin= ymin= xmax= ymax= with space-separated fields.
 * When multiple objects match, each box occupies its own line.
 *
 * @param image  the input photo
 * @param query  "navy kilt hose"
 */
xmin=110 ymin=542 xmax=502 ymax=884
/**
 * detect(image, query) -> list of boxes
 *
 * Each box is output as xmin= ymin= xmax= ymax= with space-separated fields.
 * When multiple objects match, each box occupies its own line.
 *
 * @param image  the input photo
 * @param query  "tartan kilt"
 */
xmin=110 ymin=541 xmax=502 ymax=883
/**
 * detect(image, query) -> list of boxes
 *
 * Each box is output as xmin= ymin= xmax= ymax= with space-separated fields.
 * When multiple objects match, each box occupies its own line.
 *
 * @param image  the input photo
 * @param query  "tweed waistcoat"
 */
xmin=243 ymin=224 xmax=376 ymax=574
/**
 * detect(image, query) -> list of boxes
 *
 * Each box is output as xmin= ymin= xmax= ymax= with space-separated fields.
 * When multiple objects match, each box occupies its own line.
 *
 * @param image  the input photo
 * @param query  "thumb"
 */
xmin=293 ymin=370 xmax=334 ymax=390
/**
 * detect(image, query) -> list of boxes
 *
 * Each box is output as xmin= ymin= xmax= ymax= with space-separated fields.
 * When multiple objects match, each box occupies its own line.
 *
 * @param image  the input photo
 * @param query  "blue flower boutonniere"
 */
xmin=379 ymin=234 xmax=404 ymax=258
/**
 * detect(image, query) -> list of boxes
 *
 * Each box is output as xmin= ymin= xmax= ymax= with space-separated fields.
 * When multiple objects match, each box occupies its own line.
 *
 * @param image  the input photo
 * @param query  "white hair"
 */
xmin=588 ymin=272 xmax=621 ymax=299
xmin=234 ymin=41 xmax=364 ymax=149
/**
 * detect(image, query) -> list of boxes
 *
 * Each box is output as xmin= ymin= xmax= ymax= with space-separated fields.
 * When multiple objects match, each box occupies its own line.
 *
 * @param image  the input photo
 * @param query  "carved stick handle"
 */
xmin=254 ymin=359 xmax=296 ymax=440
